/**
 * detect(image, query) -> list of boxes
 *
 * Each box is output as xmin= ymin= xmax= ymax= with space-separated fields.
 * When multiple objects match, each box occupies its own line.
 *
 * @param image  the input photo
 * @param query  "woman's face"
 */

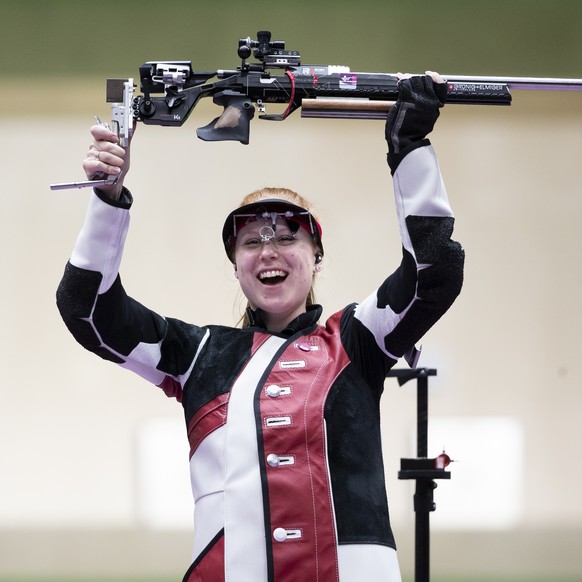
xmin=234 ymin=218 xmax=318 ymax=332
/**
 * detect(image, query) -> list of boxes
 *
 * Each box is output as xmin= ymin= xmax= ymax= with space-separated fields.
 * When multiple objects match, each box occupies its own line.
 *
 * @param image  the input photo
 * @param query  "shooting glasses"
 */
xmin=222 ymin=199 xmax=323 ymax=262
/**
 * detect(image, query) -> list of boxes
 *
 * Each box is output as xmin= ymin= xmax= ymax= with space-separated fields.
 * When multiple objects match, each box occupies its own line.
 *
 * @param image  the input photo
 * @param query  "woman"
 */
xmin=57 ymin=72 xmax=464 ymax=582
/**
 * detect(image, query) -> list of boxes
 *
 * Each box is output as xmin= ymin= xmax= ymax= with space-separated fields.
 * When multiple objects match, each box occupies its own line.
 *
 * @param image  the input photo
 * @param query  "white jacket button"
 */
xmin=267 ymin=454 xmax=280 ymax=467
xmin=266 ymin=385 xmax=282 ymax=397
xmin=273 ymin=527 xmax=288 ymax=542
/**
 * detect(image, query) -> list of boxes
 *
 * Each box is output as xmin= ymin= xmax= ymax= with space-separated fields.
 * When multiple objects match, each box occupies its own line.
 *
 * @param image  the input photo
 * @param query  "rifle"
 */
xmin=50 ymin=30 xmax=582 ymax=190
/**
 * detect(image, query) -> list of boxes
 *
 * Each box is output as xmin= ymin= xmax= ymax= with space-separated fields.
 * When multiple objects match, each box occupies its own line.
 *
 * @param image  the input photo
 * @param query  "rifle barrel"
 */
xmin=445 ymin=75 xmax=582 ymax=91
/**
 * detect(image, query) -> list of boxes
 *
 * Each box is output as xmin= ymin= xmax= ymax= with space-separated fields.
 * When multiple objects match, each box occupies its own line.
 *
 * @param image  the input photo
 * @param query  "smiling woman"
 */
xmin=222 ymin=188 xmax=323 ymax=331
xmin=55 ymin=73 xmax=464 ymax=582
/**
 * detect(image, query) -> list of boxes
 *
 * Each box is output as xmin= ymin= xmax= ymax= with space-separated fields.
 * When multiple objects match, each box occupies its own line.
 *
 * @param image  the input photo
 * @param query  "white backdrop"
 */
xmin=1 ymin=86 xmax=581 ymax=577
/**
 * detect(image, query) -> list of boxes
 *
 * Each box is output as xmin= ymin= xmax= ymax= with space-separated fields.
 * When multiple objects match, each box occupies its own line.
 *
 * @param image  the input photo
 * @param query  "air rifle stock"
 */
xmin=132 ymin=41 xmax=517 ymax=145
xmin=49 ymin=30 xmax=582 ymax=190
xmin=129 ymin=30 xmax=582 ymax=144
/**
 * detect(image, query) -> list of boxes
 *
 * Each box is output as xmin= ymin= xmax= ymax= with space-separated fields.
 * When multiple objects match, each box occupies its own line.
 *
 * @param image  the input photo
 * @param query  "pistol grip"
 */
xmin=196 ymin=90 xmax=255 ymax=144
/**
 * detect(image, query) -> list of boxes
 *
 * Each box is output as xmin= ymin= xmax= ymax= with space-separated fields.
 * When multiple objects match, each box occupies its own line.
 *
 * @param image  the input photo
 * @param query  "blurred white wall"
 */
xmin=0 ymin=82 xmax=581 ymax=579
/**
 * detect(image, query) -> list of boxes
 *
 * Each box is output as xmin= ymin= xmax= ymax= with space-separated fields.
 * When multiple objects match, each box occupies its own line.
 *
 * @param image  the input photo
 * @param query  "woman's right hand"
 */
xmin=82 ymin=124 xmax=131 ymax=201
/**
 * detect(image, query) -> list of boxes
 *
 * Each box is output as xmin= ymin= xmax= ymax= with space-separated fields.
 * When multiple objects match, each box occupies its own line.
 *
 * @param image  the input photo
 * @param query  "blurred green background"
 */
xmin=3 ymin=0 xmax=582 ymax=80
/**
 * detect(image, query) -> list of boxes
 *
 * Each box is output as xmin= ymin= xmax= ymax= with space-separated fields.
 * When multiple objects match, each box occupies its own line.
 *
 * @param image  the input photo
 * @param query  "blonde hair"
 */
xmin=236 ymin=187 xmax=321 ymax=327
xmin=239 ymin=187 xmax=319 ymax=215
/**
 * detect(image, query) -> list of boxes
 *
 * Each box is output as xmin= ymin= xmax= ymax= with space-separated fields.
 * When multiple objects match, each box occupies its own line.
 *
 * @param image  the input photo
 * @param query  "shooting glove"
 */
xmin=386 ymin=75 xmax=447 ymax=174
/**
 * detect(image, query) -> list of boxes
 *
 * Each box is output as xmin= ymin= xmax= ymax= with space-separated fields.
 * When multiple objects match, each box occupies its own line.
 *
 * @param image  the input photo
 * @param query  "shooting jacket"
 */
xmin=56 ymin=143 xmax=464 ymax=582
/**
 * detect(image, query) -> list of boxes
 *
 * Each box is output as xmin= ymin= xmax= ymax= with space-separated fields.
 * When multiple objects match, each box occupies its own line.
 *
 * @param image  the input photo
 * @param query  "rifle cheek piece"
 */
xmin=197 ymin=90 xmax=255 ymax=145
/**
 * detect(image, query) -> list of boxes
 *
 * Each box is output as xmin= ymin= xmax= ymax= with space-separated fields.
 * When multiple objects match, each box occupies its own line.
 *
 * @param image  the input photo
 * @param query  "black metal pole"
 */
xmin=415 ymin=373 xmax=430 ymax=582
xmin=389 ymin=368 xmax=450 ymax=582
xmin=415 ymin=480 xmax=432 ymax=582
xmin=417 ymin=373 xmax=428 ymax=458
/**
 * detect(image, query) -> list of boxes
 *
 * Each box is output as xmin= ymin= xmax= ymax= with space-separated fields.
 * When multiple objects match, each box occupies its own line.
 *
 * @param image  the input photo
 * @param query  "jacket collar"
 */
xmin=245 ymin=304 xmax=323 ymax=336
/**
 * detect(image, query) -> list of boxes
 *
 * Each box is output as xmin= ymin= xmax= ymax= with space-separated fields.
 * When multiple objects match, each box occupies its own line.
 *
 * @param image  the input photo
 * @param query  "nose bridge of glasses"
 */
xmin=259 ymin=224 xmax=276 ymax=243
xmin=258 ymin=226 xmax=280 ymax=255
